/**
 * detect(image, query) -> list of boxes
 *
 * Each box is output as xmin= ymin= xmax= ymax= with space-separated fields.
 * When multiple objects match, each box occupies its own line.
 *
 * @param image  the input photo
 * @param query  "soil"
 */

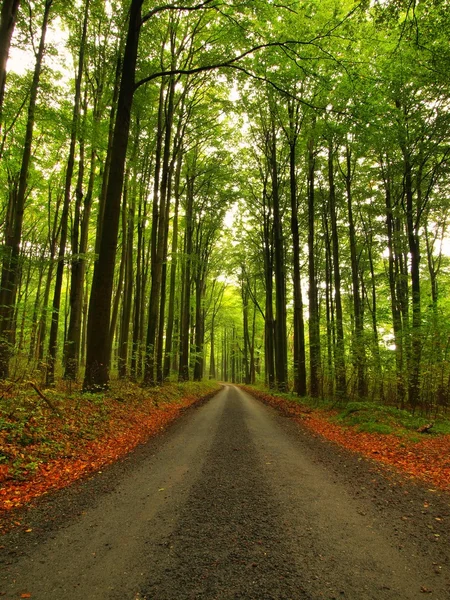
xmin=1 ymin=385 xmax=449 ymax=599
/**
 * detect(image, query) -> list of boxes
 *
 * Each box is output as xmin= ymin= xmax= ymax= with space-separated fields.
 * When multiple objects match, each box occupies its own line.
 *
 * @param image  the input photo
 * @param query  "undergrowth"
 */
xmin=0 ymin=378 xmax=221 ymax=483
xmin=242 ymin=384 xmax=450 ymax=439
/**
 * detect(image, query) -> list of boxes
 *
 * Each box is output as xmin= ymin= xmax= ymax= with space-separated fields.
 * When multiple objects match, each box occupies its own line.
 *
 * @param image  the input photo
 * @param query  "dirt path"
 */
xmin=1 ymin=385 xmax=449 ymax=599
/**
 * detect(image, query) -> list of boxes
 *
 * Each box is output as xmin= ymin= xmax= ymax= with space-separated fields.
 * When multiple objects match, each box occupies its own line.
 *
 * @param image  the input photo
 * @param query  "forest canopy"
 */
xmin=0 ymin=0 xmax=449 ymax=412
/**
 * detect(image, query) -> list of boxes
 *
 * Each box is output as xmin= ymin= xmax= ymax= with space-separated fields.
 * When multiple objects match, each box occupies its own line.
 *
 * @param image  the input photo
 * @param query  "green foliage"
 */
xmin=336 ymin=401 xmax=450 ymax=436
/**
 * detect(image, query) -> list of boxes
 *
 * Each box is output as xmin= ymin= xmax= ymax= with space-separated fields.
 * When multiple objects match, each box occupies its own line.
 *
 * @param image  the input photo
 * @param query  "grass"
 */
xmin=335 ymin=401 xmax=450 ymax=437
xmin=242 ymin=384 xmax=450 ymax=439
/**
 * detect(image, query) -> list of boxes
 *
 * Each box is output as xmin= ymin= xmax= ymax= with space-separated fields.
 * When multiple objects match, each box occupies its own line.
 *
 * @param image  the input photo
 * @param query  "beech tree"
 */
xmin=0 ymin=0 xmax=449 ymax=415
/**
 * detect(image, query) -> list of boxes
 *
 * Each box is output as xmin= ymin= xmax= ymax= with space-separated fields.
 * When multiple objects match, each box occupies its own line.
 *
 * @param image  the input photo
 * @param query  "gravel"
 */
xmin=1 ymin=385 xmax=449 ymax=599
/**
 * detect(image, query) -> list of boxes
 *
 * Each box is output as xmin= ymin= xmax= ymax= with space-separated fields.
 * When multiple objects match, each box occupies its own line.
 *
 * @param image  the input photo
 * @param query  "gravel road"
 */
xmin=1 ymin=385 xmax=450 ymax=599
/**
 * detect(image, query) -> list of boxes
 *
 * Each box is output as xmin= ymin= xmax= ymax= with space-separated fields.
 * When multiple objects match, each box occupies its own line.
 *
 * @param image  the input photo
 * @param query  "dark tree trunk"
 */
xmin=95 ymin=45 xmax=123 ymax=257
xmin=47 ymin=0 xmax=89 ymax=385
xmin=163 ymin=156 xmax=181 ymax=379
xmin=143 ymin=81 xmax=166 ymax=385
xmin=307 ymin=133 xmax=321 ymax=397
xmin=193 ymin=275 xmax=205 ymax=381
xmin=118 ymin=169 xmax=136 ymax=378
xmin=0 ymin=0 xmax=20 ymax=135
xmin=324 ymin=208 xmax=334 ymax=396
xmin=84 ymin=0 xmax=142 ymax=390
xmin=130 ymin=158 xmax=152 ymax=379
xmin=178 ymin=170 xmax=195 ymax=382
xmin=241 ymin=279 xmax=250 ymax=384
xmin=403 ymin=150 xmax=421 ymax=409
xmin=0 ymin=0 xmax=52 ymax=379
xmin=382 ymin=156 xmax=405 ymax=407
xmin=328 ymin=142 xmax=346 ymax=398
xmin=287 ymin=101 xmax=306 ymax=396
xmin=209 ymin=318 xmax=216 ymax=379
xmin=64 ymin=97 xmax=96 ymax=379
xmin=343 ymin=145 xmax=365 ymax=398
xmin=263 ymin=184 xmax=275 ymax=389
xmin=269 ymin=121 xmax=288 ymax=391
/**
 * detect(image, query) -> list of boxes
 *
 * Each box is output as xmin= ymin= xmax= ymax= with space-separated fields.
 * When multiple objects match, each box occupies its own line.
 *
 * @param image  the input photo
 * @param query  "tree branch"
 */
xmin=142 ymin=0 xmax=218 ymax=25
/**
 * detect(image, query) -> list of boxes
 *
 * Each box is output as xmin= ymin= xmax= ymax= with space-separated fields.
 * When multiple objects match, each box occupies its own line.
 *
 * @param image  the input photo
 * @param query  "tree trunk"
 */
xmin=343 ymin=145 xmax=365 ymax=397
xmin=46 ymin=0 xmax=89 ymax=385
xmin=84 ymin=0 xmax=142 ymax=390
xmin=163 ymin=156 xmax=181 ymax=379
xmin=269 ymin=120 xmax=288 ymax=391
xmin=288 ymin=102 xmax=306 ymax=396
xmin=328 ymin=142 xmax=346 ymax=398
xmin=263 ymin=183 xmax=275 ymax=389
xmin=0 ymin=0 xmax=20 ymax=135
xmin=0 ymin=0 xmax=52 ymax=379
xmin=209 ymin=318 xmax=216 ymax=380
xmin=403 ymin=150 xmax=421 ymax=409
xmin=118 ymin=167 xmax=136 ymax=378
xmin=193 ymin=275 xmax=205 ymax=381
xmin=178 ymin=170 xmax=195 ymax=382
xmin=382 ymin=156 xmax=405 ymax=407
xmin=143 ymin=81 xmax=166 ymax=385
xmin=64 ymin=93 xmax=96 ymax=379
xmin=241 ymin=278 xmax=250 ymax=384
xmin=307 ymin=133 xmax=321 ymax=397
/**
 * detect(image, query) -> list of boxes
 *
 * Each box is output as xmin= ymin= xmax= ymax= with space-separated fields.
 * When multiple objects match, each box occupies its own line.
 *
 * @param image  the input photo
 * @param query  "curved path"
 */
xmin=1 ymin=385 xmax=449 ymax=599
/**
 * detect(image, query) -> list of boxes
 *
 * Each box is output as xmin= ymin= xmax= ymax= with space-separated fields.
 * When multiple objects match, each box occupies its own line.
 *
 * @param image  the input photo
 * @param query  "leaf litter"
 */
xmin=240 ymin=386 xmax=450 ymax=492
xmin=0 ymin=380 xmax=221 ymax=530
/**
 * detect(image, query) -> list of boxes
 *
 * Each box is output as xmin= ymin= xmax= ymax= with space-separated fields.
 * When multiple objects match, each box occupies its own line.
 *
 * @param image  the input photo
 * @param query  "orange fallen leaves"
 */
xmin=0 ymin=384 xmax=220 ymax=520
xmin=241 ymin=386 xmax=450 ymax=492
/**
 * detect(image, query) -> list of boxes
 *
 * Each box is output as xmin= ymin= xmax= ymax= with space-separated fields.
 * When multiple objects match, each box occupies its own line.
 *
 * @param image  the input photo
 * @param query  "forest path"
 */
xmin=1 ymin=385 xmax=449 ymax=599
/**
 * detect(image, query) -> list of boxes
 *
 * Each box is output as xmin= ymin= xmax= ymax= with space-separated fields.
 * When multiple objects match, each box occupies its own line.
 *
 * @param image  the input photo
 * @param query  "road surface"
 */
xmin=1 ymin=385 xmax=449 ymax=599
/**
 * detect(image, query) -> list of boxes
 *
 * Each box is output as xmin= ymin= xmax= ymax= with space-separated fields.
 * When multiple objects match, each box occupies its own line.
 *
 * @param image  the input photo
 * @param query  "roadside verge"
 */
xmin=239 ymin=385 xmax=450 ymax=493
xmin=0 ymin=380 xmax=221 ymax=529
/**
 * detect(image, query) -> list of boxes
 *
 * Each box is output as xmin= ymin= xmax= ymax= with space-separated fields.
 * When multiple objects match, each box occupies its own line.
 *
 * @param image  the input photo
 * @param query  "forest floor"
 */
xmin=1 ymin=379 xmax=450 ymax=535
xmin=0 ymin=378 xmax=221 ymax=533
xmin=1 ymin=384 xmax=450 ymax=599
xmin=240 ymin=385 xmax=450 ymax=493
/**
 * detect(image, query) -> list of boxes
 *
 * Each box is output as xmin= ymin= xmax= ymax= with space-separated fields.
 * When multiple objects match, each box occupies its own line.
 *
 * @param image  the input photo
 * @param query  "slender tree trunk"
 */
xmin=143 ymin=81 xmax=166 ymax=384
xmin=288 ymin=103 xmax=306 ymax=395
xmin=64 ymin=97 xmax=96 ymax=379
xmin=163 ymin=157 xmax=181 ymax=379
xmin=0 ymin=0 xmax=52 ymax=379
xmin=307 ymin=133 xmax=321 ymax=397
xmin=328 ymin=142 xmax=346 ymax=397
xmin=46 ymin=0 xmax=89 ymax=385
xmin=324 ymin=209 xmax=334 ymax=396
xmin=178 ymin=171 xmax=194 ymax=381
xmin=28 ymin=253 xmax=45 ymax=364
xmin=269 ymin=121 xmax=288 ymax=391
xmin=343 ymin=145 xmax=365 ymax=397
xmin=156 ymin=117 xmax=177 ymax=384
xmin=193 ymin=275 xmax=205 ymax=381
xmin=118 ymin=168 xmax=135 ymax=378
xmin=109 ymin=189 xmax=128 ymax=367
xmin=0 ymin=0 xmax=20 ymax=136
xmin=263 ymin=185 xmax=275 ymax=389
xmin=241 ymin=279 xmax=250 ymax=384
xmin=382 ymin=157 xmax=405 ymax=407
xmin=403 ymin=150 xmax=421 ymax=409
xmin=209 ymin=318 xmax=216 ymax=380
xmin=130 ymin=163 xmax=151 ymax=379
